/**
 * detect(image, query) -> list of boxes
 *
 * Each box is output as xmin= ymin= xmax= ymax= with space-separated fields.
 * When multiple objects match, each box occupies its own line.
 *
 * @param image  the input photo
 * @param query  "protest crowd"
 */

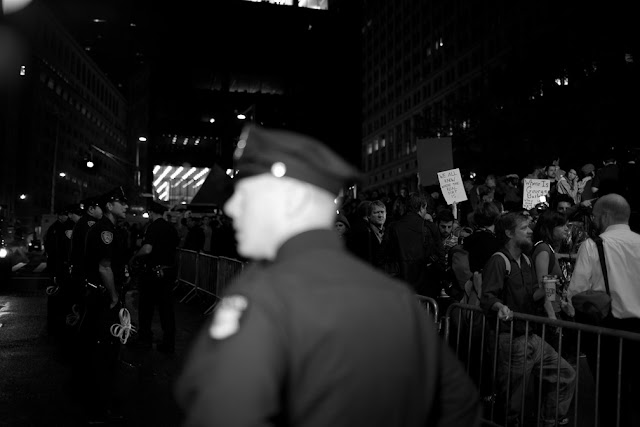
xmin=40 ymin=127 xmax=640 ymax=426
xmin=334 ymin=149 xmax=640 ymax=426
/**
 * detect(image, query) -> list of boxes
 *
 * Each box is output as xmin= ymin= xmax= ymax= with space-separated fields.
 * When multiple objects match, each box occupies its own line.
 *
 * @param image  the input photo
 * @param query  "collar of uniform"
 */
xmin=275 ymin=229 xmax=342 ymax=262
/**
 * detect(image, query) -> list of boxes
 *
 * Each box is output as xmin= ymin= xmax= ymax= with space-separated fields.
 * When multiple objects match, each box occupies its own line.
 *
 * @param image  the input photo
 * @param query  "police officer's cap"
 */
xmin=147 ymin=200 xmax=168 ymax=215
xmin=98 ymin=186 xmax=128 ymax=207
xmin=55 ymin=206 xmax=69 ymax=215
xmin=81 ymin=196 xmax=101 ymax=210
xmin=65 ymin=203 xmax=84 ymax=216
xmin=233 ymin=124 xmax=362 ymax=195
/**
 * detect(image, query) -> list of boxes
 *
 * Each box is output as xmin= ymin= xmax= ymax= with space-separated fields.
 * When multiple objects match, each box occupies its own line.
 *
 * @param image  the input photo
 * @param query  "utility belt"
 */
xmin=150 ymin=265 xmax=174 ymax=279
xmin=85 ymin=280 xmax=106 ymax=293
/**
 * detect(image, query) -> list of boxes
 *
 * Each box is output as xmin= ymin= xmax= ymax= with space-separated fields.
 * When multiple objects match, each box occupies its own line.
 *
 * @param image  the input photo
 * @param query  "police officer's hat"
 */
xmin=147 ymin=200 xmax=168 ymax=215
xmin=80 ymin=196 xmax=101 ymax=211
xmin=233 ymin=124 xmax=362 ymax=195
xmin=98 ymin=186 xmax=128 ymax=207
xmin=65 ymin=203 xmax=84 ymax=216
xmin=55 ymin=206 xmax=69 ymax=216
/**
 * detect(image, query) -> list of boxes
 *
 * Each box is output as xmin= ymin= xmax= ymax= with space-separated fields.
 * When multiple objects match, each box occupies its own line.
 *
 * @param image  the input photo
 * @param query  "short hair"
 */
xmin=405 ymin=192 xmax=427 ymax=214
xmin=473 ymin=201 xmax=500 ymax=228
xmin=496 ymin=212 xmax=529 ymax=244
xmin=436 ymin=209 xmax=455 ymax=224
xmin=367 ymin=200 xmax=386 ymax=216
xmin=477 ymin=185 xmax=495 ymax=198
xmin=533 ymin=209 xmax=567 ymax=244
xmin=554 ymin=194 xmax=575 ymax=208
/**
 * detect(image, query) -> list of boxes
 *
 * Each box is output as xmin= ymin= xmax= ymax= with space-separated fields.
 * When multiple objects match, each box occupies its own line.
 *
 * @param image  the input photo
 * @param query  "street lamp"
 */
xmin=136 ymin=136 xmax=147 ymax=187
xmin=19 ymin=194 xmax=26 ymax=200
xmin=59 ymin=172 xmax=66 ymax=177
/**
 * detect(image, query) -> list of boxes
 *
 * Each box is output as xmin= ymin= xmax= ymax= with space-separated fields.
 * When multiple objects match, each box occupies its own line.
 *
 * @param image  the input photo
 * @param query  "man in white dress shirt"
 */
xmin=568 ymin=193 xmax=640 ymax=426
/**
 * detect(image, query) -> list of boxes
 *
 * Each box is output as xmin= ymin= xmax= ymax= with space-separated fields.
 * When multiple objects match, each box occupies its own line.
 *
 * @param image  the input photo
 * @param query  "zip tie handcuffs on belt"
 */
xmin=66 ymin=304 xmax=82 ymax=327
xmin=46 ymin=285 xmax=60 ymax=296
xmin=110 ymin=307 xmax=137 ymax=344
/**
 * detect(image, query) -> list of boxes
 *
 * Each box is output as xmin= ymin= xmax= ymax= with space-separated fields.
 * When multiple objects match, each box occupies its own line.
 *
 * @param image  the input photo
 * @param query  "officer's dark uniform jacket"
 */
xmin=44 ymin=220 xmax=67 ymax=280
xmin=385 ymin=211 xmax=445 ymax=296
xmin=176 ymin=229 xmax=480 ymax=427
xmin=143 ymin=217 xmax=179 ymax=269
xmin=69 ymin=214 xmax=97 ymax=281
xmin=85 ymin=217 xmax=125 ymax=288
xmin=58 ymin=218 xmax=75 ymax=281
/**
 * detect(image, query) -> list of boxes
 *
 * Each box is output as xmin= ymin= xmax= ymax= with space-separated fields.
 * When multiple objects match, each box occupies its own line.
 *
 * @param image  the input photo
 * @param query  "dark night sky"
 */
xmin=37 ymin=0 xmax=363 ymax=165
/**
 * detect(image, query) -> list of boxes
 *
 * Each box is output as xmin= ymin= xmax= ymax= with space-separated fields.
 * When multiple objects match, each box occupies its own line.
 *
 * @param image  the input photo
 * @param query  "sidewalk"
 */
xmin=114 ymin=286 xmax=211 ymax=426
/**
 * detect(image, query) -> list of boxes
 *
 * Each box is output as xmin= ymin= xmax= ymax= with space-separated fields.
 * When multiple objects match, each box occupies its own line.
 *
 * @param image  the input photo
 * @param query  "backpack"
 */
xmin=460 ymin=251 xmax=531 ymax=308
xmin=445 ymin=244 xmax=471 ymax=301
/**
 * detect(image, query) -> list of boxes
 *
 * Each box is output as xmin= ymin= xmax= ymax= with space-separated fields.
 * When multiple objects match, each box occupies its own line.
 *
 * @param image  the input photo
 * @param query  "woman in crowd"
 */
xmin=334 ymin=213 xmax=351 ymax=243
xmin=531 ymin=209 xmax=571 ymax=321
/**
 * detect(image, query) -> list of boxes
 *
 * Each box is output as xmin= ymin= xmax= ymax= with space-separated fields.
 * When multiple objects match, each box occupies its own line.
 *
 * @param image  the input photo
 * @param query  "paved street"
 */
xmin=0 ymin=252 xmax=210 ymax=427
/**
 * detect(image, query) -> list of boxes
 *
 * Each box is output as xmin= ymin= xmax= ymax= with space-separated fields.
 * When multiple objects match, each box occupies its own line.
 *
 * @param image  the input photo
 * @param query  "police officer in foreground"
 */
xmin=176 ymin=125 xmax=481 ymax=427
xmin=80 ymin=186 xmax=129 ymax=422
xmin=130 ymin=200 xmax=179 ymax=353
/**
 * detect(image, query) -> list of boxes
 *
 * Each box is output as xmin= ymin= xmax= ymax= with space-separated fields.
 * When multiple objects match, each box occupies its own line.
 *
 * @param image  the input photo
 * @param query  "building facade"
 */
xmin=1 ymin=2 xmax=134 ymax=227
xmin=361 ymin=0 xmax=637 ymax=196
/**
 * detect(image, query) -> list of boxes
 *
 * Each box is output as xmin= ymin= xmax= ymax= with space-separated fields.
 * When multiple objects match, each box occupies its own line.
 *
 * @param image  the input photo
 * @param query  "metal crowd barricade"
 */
xmin=174 ymin=249 xmax=246 ymax=314
xmin=174 ymin=249 xmax=199 ymax=302
xmin=416 ymin=294 xmax=439 ymax=325
xmin=443 ymin=302 xmax=640 ymax=427
xmin=195 ymin=253 xmax=219 ymax=302
xmin=203 ymin=256 xmax=246 ymax=314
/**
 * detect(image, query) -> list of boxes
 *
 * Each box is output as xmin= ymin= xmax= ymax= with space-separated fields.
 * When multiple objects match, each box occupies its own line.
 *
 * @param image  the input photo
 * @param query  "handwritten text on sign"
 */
xmin=522 ymin=179 xmax=551 ymax=210
xmin=437 ymin=168 xmax=468 ymax=205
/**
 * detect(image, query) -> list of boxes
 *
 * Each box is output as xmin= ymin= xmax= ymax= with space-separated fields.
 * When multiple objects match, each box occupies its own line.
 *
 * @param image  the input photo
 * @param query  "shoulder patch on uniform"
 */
xmin=209 ymin=295 xmax=249 ymax=340
xmin=87 ymin=221 xmax=95 ymax=227
xmin=101 ymin=231 xmax=113 ymax=244
xmin=65 ymin=230 xmax=73 ymax=239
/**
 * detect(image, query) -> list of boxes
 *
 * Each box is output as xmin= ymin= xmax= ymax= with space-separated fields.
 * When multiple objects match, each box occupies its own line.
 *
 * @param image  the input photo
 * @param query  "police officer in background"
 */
xmin=176 ymin=125 xmax=480 ymax=427
xmin=44 ymin=206 xmax=69 ymax=337
xmin=57 ymin=204 xmax=82 ymax=334
xmin=130 ymin=200 xmax=179 ymax=353
xmin=80 ymin=186 xmax=128 ymax=422
xmin=68 ymin=197 xmax=103 ymax=312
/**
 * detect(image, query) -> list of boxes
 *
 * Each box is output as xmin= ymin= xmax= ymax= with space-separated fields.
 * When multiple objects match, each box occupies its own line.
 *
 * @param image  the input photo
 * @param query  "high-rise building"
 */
xmin=361 ymin=0 xmax=636 ymax=196
xmin=1 ymin=2 xmax=136 ymax=227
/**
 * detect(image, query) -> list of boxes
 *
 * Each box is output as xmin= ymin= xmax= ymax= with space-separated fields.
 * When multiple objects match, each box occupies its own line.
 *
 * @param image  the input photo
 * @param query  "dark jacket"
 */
xmin=480 ymin=248 xmax=542 ymax=336
xmin=176 ymin=230 xmax=480 ymax=427
xmin=385 ymin=212 xmax=444 ymax=297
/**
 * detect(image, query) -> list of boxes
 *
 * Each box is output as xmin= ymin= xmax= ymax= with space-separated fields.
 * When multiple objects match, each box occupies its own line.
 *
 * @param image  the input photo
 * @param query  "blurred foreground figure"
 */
xmin=176 ymin=125 xmax=480 ymax=427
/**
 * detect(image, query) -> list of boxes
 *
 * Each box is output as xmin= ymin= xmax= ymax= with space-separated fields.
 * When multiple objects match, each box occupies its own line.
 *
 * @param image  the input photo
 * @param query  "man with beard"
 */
xmin=481 ymin=212 xmax=575 ymax=427
xmin=567 ymin=194 xmax=640 ymax=426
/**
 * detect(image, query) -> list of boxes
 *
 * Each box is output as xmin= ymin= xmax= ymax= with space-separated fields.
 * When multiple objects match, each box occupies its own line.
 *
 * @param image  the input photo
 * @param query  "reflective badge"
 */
xmin=101 ymin=231 xmax=113 ymax=244
xmin=209 ymin=295 xmax=248 ymax=340
xmin=65 ymin=230 xmax=73 ymax=239
xmin=87 ymin=221 xmax=95 ymax=227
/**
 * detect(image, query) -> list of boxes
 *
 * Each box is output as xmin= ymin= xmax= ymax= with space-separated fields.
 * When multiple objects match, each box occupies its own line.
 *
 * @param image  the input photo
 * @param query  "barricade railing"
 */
xmin=443 ymin=302 xmax=640 ymax=427
xmin=174 ymin=249 xmax=198 ymax=302
xmin=416 ymin=294 xmax=439 ymax=326
xmin=174 ymin=249 xmax=246 ymax=314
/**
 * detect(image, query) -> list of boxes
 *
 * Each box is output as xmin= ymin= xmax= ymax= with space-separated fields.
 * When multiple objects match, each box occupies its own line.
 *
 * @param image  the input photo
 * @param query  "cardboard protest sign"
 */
xmin=416 ymin=137 xmax=453 ymax=186
xmin=522 ymin=179 xmax=551 ymax=210
xmin=437 ymin=168 xmax=468 ymax=205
